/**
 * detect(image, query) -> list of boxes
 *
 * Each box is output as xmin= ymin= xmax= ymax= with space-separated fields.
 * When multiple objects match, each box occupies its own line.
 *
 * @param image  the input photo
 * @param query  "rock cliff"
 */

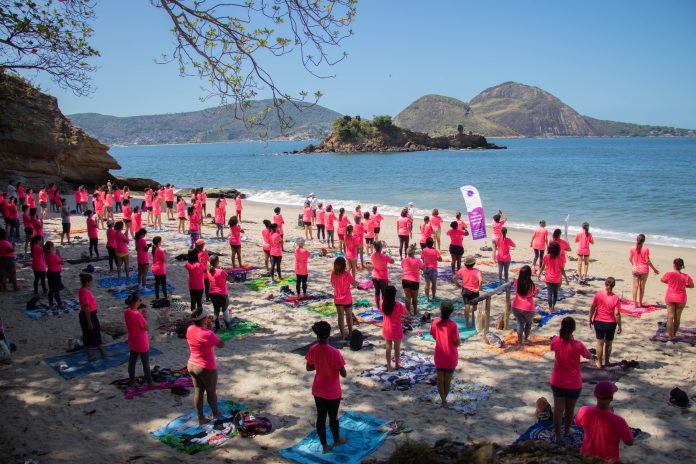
xmin=0 ymin=73 xmax=121 ymax=188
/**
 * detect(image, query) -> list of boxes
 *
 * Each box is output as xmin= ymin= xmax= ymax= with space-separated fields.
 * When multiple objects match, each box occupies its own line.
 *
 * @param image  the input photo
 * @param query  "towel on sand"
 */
xmin=619 ymin=300 xmax=663 ymax=318
xmin=486 ymin=331 xmax=551 ymax=361
xmin=217 ymin=319 xmax=261 ymax=342
xmin=514 ymin=418 xmax=645 ymax=448
xmin=422 ymin=381 xmax=493 ymax=414
xmin=359 ymin=351 xmax=436 ymax=390
xmin=650 ymin=320 xmax=696 ymax=345
xmin=271 ymin=290 xmax=333 ymax=307
xmin=111 ymin=367 xmax=193 ymax=399
xmin=20 ymin=298 xmax=80 ymax=319
xmin=245 ymin=276 xmax=296 ymax=291
xmin=417 ymin=317 xmax=477 ymax=342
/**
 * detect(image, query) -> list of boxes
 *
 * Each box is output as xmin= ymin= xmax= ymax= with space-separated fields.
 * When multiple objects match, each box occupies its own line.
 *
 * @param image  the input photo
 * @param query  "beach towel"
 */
xmin=514 ymin=418 xmax=645 ymax=448
xmin=44 ymin=341 xmax=163 ymax=380
xmin=436 ymin=268 xmax=454 ymax=281
xmin=486 ymin=331 xmax=551 ymax=361
xmin=97 ymin=273 xmax=153 ymax=288
xmin=413 ymin=294 xmax=464 ymax=311
xmin=226 ymin=265 xmax=263 ymax=282
xmin=20 ymin=298 xmax=80 ymax=319
xmin=108 ymin=283 xmax=175 ymax=299
xmin=357 ymin=276 xmax=374 ymax=290
xmin=244 ymin=276 xmax=296 ymax=291
xmin=534 ymin=307 xmax=576 ymax=329
xmin=291 ymin=334 xmax=373 ymax=356
xmin=280 ymin=411 xmax=387 ymax=464
xmin=417 ymin=317 xmax=477 ymax=342
xmin=305 ymin=301 xmax=338 ymax=317
xmin=151 ymin=400 xmax=248 ymax=454
xmin=217 ymin=318 xmax=261 ymax=342
xmin=651 ymin=320 xmax=696 ymax=345
xmin=111 ymin=367 xmax=193 ymax=399
xmin=359 ymin=351 xmax=436 ymax=390
xmin=422 ymin=381 xmax=493 ymax=414
xmin=619 ymin=300 xmax=663 ymax=318
xmin=272 ymin=290 xmax=333 ymax=308
xmin=536 ymin=287 xmax=576 ymax=302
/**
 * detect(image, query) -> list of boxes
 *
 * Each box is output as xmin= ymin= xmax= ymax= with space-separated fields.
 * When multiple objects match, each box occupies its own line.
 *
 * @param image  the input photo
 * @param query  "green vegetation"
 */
xmin=332 ymin=115 xmax=397 ymax=143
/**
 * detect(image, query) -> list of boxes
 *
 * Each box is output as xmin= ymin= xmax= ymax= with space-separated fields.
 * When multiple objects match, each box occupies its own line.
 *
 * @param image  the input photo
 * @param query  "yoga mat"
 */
xmin=514 ymin=418 xmax=644 ymax=448
xmin=111 ymin=367 xmax=193 ymax=399
xmin=20 ymin=298 xmax=80 ymax=319
xmin=359 ymin=351 xmax=436 ymax=390
xmin=486 ymin=331 xmax=551 ymax=361
xmin=45 ymin=341 xmax=163 ymax=380
xmin=151 ymin=400 xmax=248 ymax=454
xmin=418 ymin=317 xmax=477 ymax=342
xmin=97 ymin=273 xmax=153 ymax=288
xmin=217 ymin=319 xmax=261 ymax=342
xmin=280 ymin=411 xmax=387 ymax=464
xmin=422 ymin=381 xmax=493 ymax=414
xmin=651 ymin=320 xmax=696 ymax=345
xmin=245 ymin=276 xmax=296 ymax=291
xmin=619 ymin=300 xmax=663 ymax=318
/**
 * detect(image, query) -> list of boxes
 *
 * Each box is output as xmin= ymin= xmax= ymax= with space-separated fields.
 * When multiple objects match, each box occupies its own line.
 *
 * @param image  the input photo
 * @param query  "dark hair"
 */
xmin=228 ymin=216 xmax=238 ymax=227
xmin=191 ymin=308 xmax=205 ymax=326
xmin=450 ymin=221 xmax=458 ymax=229
xmin=151 ymin=236 xmax=162 ymax=256
xmin=312 ymin=320 xmax=331 ymax=339
xmin=559 ymin=317 xmax=576 ymax=340
xmin=401 ymin=209 xmax=408 ymax=218
xmin=548 ymin=240 xmax=561 ymax=259
xmin=338 ymin=208 xmax=345 ymax=219
xmin=114 ymin=221 xmax=124 ymax=231
xmin=493 ymin=214 xmax=501 ymax=222
xmin=372 ymin=206 xmax=377 ymax=213
xmin=187 ymin=249 xmax=199 ymax=264
xmin=605 ymin=276 xmax=616 ymax=290
xmin=79 ymin=273 xmax=93 ymax=285
xmin=423 ymin=216 xmax=429 ymax=223
xmin=501 ymin=227 xmax=508 ymax=238
xmin=209 ymin=255 xmax=220 ymax=273
xmin=382 ymin=285 xmax=397 ymax=315
xmin=432 ymin=208 xmax=439 ymax=216
xmin=43 ymin=240 xmax=54 ymax=254
xmin=363 ymin=211 xmax=370 ymax=220
xmin=455 ymin=211 xmax=462 ymax=219
xmin=553 ymin=228 xmax=562 ymax=240
xmin=326 ymin=205 xmax=333 ymax=212
xmin=674 ymin=258 xmax=685 ymax=270
xmin=439 ymin=300 xmax=454 ymax=320
xmin=582 ymin=222 xmax=590 ymax=233
xmin=270 ymin=223 xmax=278 ymax=232
xmin=125 ymin=292 xmax=140 ymax=306
xmin=134 ymin=228 xmax=147 ymax=240
xmin=539 ymin=220 xmax=546 ymax=226
xmin=187 ymin=206 xmax=195 ymax=216
xmin=346 ymin=224 xmax=353 ymax=235
xmin=30 ymin=235 xmax=42 ymax=249
xmin=636 ymin=233 xmax=645 ymax=253
xmin=333 ymin=256 xmax=347 ymax=275
xmin=426 ymin=237 xmax=434 ymax=248
xmin=263 ymin=219 xmax=271 ymax=228
xmin=374 ymin=240 xmax=383 ymax=253
xmin=274 ymin=207 xmax=281 ymax=214
xmin=517 ymin=265 xmax=533 ymax=297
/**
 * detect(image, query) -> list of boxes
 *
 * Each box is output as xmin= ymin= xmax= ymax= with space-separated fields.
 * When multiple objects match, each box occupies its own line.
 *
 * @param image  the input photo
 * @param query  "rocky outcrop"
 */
xmin=0 ymin=73 xmax=121 ymax=188
xmin=175 ymin=187 xmax=246 ymax=199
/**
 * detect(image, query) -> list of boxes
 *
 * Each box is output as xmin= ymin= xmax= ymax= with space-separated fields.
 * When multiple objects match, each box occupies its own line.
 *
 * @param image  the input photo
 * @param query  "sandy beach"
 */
xmin=1 ymin=197 xmax=694 ymax=464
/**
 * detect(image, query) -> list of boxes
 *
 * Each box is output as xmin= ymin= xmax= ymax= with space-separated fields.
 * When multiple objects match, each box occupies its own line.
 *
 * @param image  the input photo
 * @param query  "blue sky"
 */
xmin=32 ymin=0 xmax=696 ymax=128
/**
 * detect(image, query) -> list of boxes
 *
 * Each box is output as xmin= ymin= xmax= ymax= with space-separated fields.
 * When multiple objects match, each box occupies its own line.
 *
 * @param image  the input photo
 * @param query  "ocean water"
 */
xmin=109 ymin=137 xmax=696 ymax=248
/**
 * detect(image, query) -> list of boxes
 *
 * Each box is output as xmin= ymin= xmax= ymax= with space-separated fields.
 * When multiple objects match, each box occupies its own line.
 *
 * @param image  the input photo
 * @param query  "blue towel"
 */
xmin=44 ymin=341 xmax=162 ymax=380
xmin=514 ymin=418 xmax=644 ymax=448
xmin=280 ymin=411 xmax=387 ymax=464
xmin=97 ymin=273 xmax=153 ymax=288
xmin=534 ymin=307 xmax=576 ymax=328
xmin=111 ymin=284 xmax=175 ymax=299
xmin=419 ymin=317 xmax=477 ymax=342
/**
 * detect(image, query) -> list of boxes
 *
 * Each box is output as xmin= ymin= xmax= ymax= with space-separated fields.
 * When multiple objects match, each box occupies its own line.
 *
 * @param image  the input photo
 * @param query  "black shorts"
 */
xmin=365 ymin=237 xmax=374 ymax=244
xmin=147 ymin=206 xmax=153 ymax=212
xmin=62 ymin=223 xmax=70 ymax=234
xmin=39 ymin=201 xmax=47 ymax=208
xmin=303 ymin=221 xmax=311 ymax=226
xmin=230 ymin=244 xmax=241 ymax=251
xmin=436 ymin=367 xmax=455 ymax=373
xmin=462 ymin=289 xmax=480 ymax=305
xmin=402 ymin=279 xmax=419 ymax=291
xmin=24 ymin=227 xmax=33 ymax=236
xmin=0 ymin=256 xmax=15 ymax=272
xmin=398 ymin=234 xmax=409 ymax=241
xmin=166 ymin=201 xmax=174 ymax=208
xmin=594 ymin=321 xmax=617 ymax=341
xmin=551 ymin=385 xmax=582 ymax=399
xmin=374 ymin=227 xmax=381 ymax=234
xmin=449 ymin=244 xmax=464 ymax=256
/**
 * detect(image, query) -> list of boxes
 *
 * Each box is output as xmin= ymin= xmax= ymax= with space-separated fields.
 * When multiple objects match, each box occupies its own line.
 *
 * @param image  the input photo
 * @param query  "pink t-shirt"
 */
xmin=302 ymin=206 xmax=312 ymax=223
xmin=136 ymin=238 xmax=149 ymax=265
xmin=344 ymin=234 xmax=359 ymax=260
xmin=273 ymin=214 xmax=284 ymax=235
xmin=457 ymin=267 xmax=481 ymax=292
xmin=234 ymin=197 xmax=242 ymax=211
xmin=39 ymin=190 xmax=47 ymax=203
xmin=31 ymin=217 xmax=43 ymax=237
xmin=133 ymin=213 xmax=142 ymax=232
xmin=115 ymin=231 xmax=129 ymax=254
xmin=629 ymin=246 xmax=650 ymax=274
xmin=492 ymin=218 xmax=506 ymax=238
xmin=186 ymin=324 xmax=221 ymax=370
xmin=152 ymin=200 xmax=161 ymax=215
xmin=151 ymin=247 xmax=166 ymax=275
xmin=397 ymin=217 xmax=410 ymax=236
xmin=337 ymin=216 xmax=349 ymax=235
xmin=661 ymin=271 xmax=693 ymax=304
xmin=185 ymin=261 xmax=205 ymax=290
xmin=543 ymin=254 xmax=565 ymax=284
xmin=496 ymin=237 xmax=516 ymax=262
xmin=294 ymin=247 xmax=310 ymax=275
xmin=46 ymin=252 xmax=62 ymax=272
xmin=576 ymin=231 xmax=593 ymax=256
xmin=353 ymin=223 xmax=365 ymax=243
xmin=457 ymin=218 xmax=467 ymax=230
xmin=419 ymin=223 xmax=434 ymax=244
xmin=330 ymin=272 xmax=354 ymax=305
xmin=122 ymin=205 xmax=132 ymax=221
xmin=364 ymin=219 xmax=375 ymax=239
xmin=78 ymin=287 xmax=97 ymax=312
xmin=261 ymin=228 xmax=271 ymax=251
xmin=430 ymin=215 xmax=442 ymax=229
xmin=165 ymin=188 xmax=174 ymax=202
xmin=430 ymin=318 xmax=460 ymax=369
xmin=576 ymin=406 xmax=633 ymax=463
xmin=0 ymin=239 xmax=13 ymax=258
xmin=447 ymin=228 xmax=465 ymax=247
xmin=31 ymin=244 xmax=46 ymax=272
xmin=316 ymin=208 xmax=325 ymax=225
xmin=552 ymin=238 xmax=570 ymax=256
xmin=513 ymin=279 xmax=536 ymax=311
xmin=325 ymin=212 xmax=336 ymax=231
xmin=305 ymin=343 xmax=345 ymax=400
xmin=124 ymin=308 xmax=149 ymax=352
xmin=371 ymin=252 xmax=393 ymax=281
xmin=422 ymin=247 xmax=439 ymax=269
xmin=114 ymin=189 xmax=121 ymax=202
xmin=270 ymin=232 xmax=283 ymax=257
xmin=87 ymin=217 xmax=98 ymax=239
xmin=214 ymin=206 xmax=225 ymax=224
xmin=177 ymin=201 xmax=186 ymax=218
xmin=208 ymin=268 xmax=228 ymax=295
xmin=380 ymin=301 xmax=407 ymax=340
xmin=189 ymin=211 xmax=199 ymax=231
xmin=550 ymin=337 xmax=589 ymax=389
xmin=229 ymin=224 xmax=241 ymax=246
xmin=106 ymin=228 xmax=116 ymax=248
xmin=401 ymin=256 xmax=424 ymax=282
xmin=592 ymin=291 xmax=620 ymax=323
xmin=531 ymin=227 xmax=548 ymax=250
xmin=372 ymin=213 xmax=383 ymax=227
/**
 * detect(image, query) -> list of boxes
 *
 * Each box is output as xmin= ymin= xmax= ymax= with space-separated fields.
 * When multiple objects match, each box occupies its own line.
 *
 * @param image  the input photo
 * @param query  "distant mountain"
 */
xmin=68 ymin=100 xmax=342 ymax=145
xmin=395 ymin=82 xmax=694 ymax=137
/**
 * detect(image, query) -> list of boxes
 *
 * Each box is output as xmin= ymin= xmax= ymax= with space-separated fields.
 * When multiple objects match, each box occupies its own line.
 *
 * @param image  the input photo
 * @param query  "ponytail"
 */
xmin=559 ymin=317 xmax=576 ymax=340
xmin=636 ymin=233 xmax=645 ymax=253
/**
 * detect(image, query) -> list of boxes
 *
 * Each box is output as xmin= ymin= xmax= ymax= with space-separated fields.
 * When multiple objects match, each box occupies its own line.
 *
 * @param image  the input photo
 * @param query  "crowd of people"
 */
xmin=1 ymin=183 xmax=694 ymax=462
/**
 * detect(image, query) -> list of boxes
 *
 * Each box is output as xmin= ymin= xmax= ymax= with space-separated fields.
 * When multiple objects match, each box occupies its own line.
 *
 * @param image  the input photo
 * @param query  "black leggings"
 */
xmin=314 ymin=396 xmax=341 ymax=446
xmin=271 ymin=255 xmax=282 ymax=279
xmin=190 ymin=289 xmax=204 ymax=311
xmin=128 ymin=350 xmax=152 ymax=382
xmin=533 ymin=249 xmax=545 ymax=267
xmin=107 ymin=246 xmax=116 ymax=270
xmin=398 ymin=235 xmax=409 ymax=258
xmin=327 ymin=230 xmax=335 ymax=247
xmin=316 ymin=225 xmax=325 ymax=240
xmin=89 ymin=238 xmax=99 ymax=257
xmin=546 ymin=282 xmax=561 ymax=310
xmin=204 ymin=278 xmax=210 ymax=301
xmin=296 ymin=274 xmax=308 ymax=295
xmin=373 ymin=278 xmax=388 ymax=306
xmin=154 ymin=274 xmax=168 ymax=299
xmin=33 ymin=270 xmax=47 ymax=294
xmin=209 ymin=293 xmax=229 ymax=329
xmin=47 ymin=271 xmax=62 ymax=306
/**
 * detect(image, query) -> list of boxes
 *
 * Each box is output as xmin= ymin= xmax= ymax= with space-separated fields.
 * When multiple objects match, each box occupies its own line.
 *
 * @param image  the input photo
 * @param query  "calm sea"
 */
xmin=109 ymin=137 xmax=696 ymax=248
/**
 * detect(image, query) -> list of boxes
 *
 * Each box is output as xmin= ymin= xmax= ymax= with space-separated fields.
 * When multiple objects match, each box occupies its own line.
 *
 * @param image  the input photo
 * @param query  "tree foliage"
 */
xmin=333 ymin=114 xmax=399 ymax=143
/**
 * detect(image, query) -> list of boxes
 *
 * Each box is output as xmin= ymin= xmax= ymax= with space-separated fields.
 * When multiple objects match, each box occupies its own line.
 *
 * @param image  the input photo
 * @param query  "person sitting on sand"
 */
xmin=660 ymin=258 xmax=694 ymax=341
xmin=575 ymin=381 xmax=633 ymax=462
xmin=330 ymin=257 xmax=355 ymax=340
xmin=305 ymin=320 xmax=347 ymax=454
xmin=124 ymin=293 xmax=153 ymax=386
xmin=589 ymin=277 xmax=622 ymax=368
xmin=380 ymin=285 xmax=407 ymax=371
xmin=78 ymin=273 xmax=108 ymax=360
xmin=629 ymin=234 xmax=659 ymax=308
xmin=430 ymin=300 xmax=460 ymax=408
xmin=454 ymin=255 xmax=483 ymax=329
xmin=187 ymin=307 xmax=224 ymax=425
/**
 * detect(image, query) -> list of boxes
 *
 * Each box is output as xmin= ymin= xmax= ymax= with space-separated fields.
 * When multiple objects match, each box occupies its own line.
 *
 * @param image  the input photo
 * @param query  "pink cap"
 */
xmin=594 ymin=381 xmax=618 ymax=399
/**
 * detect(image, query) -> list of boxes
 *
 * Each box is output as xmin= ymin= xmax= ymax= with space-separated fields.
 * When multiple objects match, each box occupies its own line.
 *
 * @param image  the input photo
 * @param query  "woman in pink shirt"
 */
xmin=370 ymin=240 xmax=393 ymax=307
xmin=78 ymin=273 xmax=107 ymax=360
xmin=214 ymin=199 xmax=225 ymax=239
xmin=207 ymin=255 xmax=234 ymax=332
xmin=30 ymin=235 xmax=46 ymax=295
xmin=455 ymin=211 xmax=468 ymax=233
xmin=294 ymin=238 xmax=310 ymax=296
xmin=273 ymin=206 xmax=285 ymax=252
xmin=152 ymin=194 xmax=162 ymax=229
xmin=430 ymin=300 xmax=460 ymax=408
xmin=629 ymin=234 xmax=660 ymax=308
xmin=44 ymin=241 xmax=63 ymax=308
xmin=195 ymin=240 xmax=211 ymax=300
xmin=114 ymin=185 xmax=122 ymax=213
xmin=176 ymin=196 xmax=187 ymax=234
xmin=105 ymin=220 xmax=117 ymax=271
xmin=396 ymin=209 xmax=411 ymax=260
xmin=343 ymin=225 xmax=359 ymax=279
xmin=530 ymin=220 xmax=549 ymax=269
xmin=121 ymin=199 xmax=133 ymax=239
xmin=551 ymin=228 xmax=571 ymax=259
xmin=315 ymin=202 xmax=326 ymax=244
xmin=234 ymin=194 xmax=243 ymax=222
xmin=661 ymin=258 xmax=694 ymax=340
xmin=132 ymin=206 xmax=142 ymax=236
xmin=589 ymin=277 xmax=622 ymax=368
xmin=164 ymin=184 xmax=174 ymax=220
xmin=305 ymin=320 xmax=347 ymax=453
xmin=261 ymin=219 xmax=272 ymax=271
xmin=422 ymin=237 xmax=442 ymax=302
xmin=124 ymin=293 xmax=153 ymax=385
xmin=353 ymin=215 xmax=366 ymax=269
xmin=114 ymin=221 xmax=131 ymax=282
xmin=188 ymin=205 xmax=200 ymax=249
xmin=539 ymin=241 xmax=569 ymax=313
xmin=269 ymin=223 xmax=283 ymax=281
xmin=0 ymin=229 xmax=17 ymax=292
xmin=134 ymin=228 xmax=150 ymax=287
xmin=151 ymin=236 xmax=168 ymax=300
xmin=330 ymin=257 xmax=355 ymax=340
xmin=454 ymin=256 xmax=483 ymax=329
xmin=371 ymin=206 xmax=383 ymax=241
xmin=228 ymin=216 xmax=244 ymax=269
xmin=362 ymin=212 xmax=375 ymax=256
xmin=336 ymin=208 xmax=348 ymax=253
xmin=575 ymin=222 xmax=594 ymax=283
xmin=496 ymin=227 xmax=516 ymax=282
xmin=512 ymin=265 xmax=538 ymax=347
xmin=380 ymin=286 xmax=407 ymax=371
xmin=550 ymin=317 xmax=590 ymax=443
xmin=447 ymin=220 xmax=466 ymax=274
xmin=21 ymin=205 xmax=32 ymax=254
xmin=401 ymin=244 xmax=424 ymax=316
xmin=325 ymin=205 xmax=336 ymax=249
xmin=187 ymin=307 xmax=224 ymax=425
xmin=85 ymin=210 xmax=100 ymax=258
xmin=430 ymin=209 xmax=443 ymax=250
xmin=419 ymin=216 xmax=434 ymax=250
xmin=302 ymin=201 xmax=314 ymax=240
xmin=198 ymin=188 xmax=207 ymax=216
xmin=186 ymin=249 xmax=206 ymax=311
xmin=490 ymin=210 xmax=507 ymax=261
xmin=38 ymin=186 xmax=48 ymax=219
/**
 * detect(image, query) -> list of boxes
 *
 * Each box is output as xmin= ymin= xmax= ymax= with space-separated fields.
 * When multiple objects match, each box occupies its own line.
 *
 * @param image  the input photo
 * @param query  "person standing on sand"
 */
xmin=539 ymin=241 xmax=569 ymax=313
xmin=575 ymin=222 xmax=594 ymax=283
xmin=186 ymin=249 xmax=206 ymax=312
xmin=214 ymin=199 xmax=225 ymax=239
xmin=269 ymin=223 xmax=283 ymax=281
xmin=308 ymin=193 xmax=318 ymax=226
xmin=188 ymin=205 xmax=200 ymax=249
xmin=78 ymin=273 xmax=108 ymax=360
xmin=302 ymin=201 xmax=313 ymax=240
xmin=660 ymin=258 xmax=694 ymax=341
xmin=325 ymin=205 xmax=336 ymax=249
xmin=496 ymin=227 xmax=516 ymax=282
xmin=430 ymin=300 xmax=460 ymax=408
xmin=235 ymin=194 xmax=243 ymax=222
xmin=337 ymin=208 xmax=348 ymax=253
xmin=316 ymin=202 xmax=326 ymax=243
xmin=531 ymin=220 xmax=549 ymax=270
xmin=490 ymin=210 xmax=507 ymax=261
xmin=261 ymin=219 xmax=272 ymax=272
xmin=176 ymin=196 xmax=187 ymax=234
xmin=380 ymin=286 xmax=407 ymax=371
xmin=550 ymin=317 xmax=590 ymax=444
xmin=273 ymin=207 xmax=285 ymax=252
xmin=629 ymin=234 xmax=659 ymax=308
xmin=401 ymin=245 xmax=424 ymax=316
xmin=294 ymin=238 xmax=310 ymax=297
xmin=396 ymin=209 xmax=411 ymax=260
xmin=164 ymin=184 xmax=174 ymax=220
xmin=228 ymin=216 xmax=244 ymax=268
xmin=422 ymin=237 xmax=442 ymax=302
xmin=114 ymin=221 xmax=130 ymax=283
xmin=0 ymin=229 xmax=18 ymax=292
xmin=187 ymin=307 xmax=224 ymax=425
xmin=343 ymin=225 xmax=359 ymax=279
xmin=305 ymin=320 xmax=348 ymax=454
xmin=589 ymin=277 xmax=622 ymax=368
xmin=551 ymin=228 xmax=571 ymax=258
xmin=512 ymin=266 xmax=538 ymax=347
xmin=151 ymin=236 xmax=168 ymax=300
xmin=430 ymin=209 xmax=443 ymax=250
xmin=454 ymin=255 xmax=483 ymax=329
xmin=330 ymin=257 xmax=355 ymax=340
xmin=124 ymin=293 xmax=153 ymax=386
xmin=419 ymin=216 xmax=434 ymax=250
xmin=371 ymin=240 xmax=393 ymax=308
xmin=447 ymin=220 xmax=466 ymax=274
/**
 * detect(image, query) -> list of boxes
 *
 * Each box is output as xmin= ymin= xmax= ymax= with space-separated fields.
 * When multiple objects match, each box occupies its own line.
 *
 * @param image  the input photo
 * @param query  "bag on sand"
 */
xmin=350 ymin=329 xmax=364 ymax=351
xmin=670 ymin=387 xmax=690 ymax=408
xmin=485 ymin=332 xmax=503 ymax=348
xmin=233 ymin=412 xmax=273 ymax=437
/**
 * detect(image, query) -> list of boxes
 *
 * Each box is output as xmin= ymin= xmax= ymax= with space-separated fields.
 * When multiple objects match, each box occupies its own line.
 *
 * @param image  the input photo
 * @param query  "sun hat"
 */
xmin=594 ymin=381 xmax=618 ymax=399
xmin=464 ymin=255 xmax=476 ymax=266
xmin=195 ymin=239 xmax=206 ymax=246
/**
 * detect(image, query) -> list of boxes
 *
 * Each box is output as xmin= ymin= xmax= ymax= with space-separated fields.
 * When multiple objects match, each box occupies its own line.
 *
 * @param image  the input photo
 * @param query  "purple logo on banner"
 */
xmin=459 ymin=186 xmax=487 ymax=241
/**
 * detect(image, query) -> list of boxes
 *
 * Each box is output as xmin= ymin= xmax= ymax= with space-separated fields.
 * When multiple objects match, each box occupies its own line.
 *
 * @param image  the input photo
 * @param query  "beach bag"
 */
xmin=151 ymin=298 xmax=170 ymax=308
xmin=670 ymin=387 xmax=690 ymax=408
xmin=485 ymin=332 xmax=503 ymax=348
xmin=350 ymin=329 xmax=364 ymax=351
xmin=234 ymin=412 xmax=273 ymax=437
xmin=26 ymin=296 xmax=40 ymax=311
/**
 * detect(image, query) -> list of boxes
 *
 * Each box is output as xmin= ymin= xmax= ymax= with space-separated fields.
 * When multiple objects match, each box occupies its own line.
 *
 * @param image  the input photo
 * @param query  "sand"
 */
xmin=1 ymin=197 xmax=694 ymax=463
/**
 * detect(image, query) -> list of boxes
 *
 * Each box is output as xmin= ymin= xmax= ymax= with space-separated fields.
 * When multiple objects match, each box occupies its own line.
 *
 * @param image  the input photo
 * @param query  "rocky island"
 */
xmin=301 ymin=115 xmax=505 ymax=153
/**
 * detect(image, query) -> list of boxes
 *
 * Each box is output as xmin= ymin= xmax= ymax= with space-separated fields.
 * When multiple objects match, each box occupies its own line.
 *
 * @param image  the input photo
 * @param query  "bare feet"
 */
xmin=197 ymin=415 xmax=212 ymax=425
xmin=335 ymin=437 xmax=348 ymax=446
xmin=595 ymin=360 xmax=603 ymax=369
xmin=321 ymin=444 xmax=333 ymax=454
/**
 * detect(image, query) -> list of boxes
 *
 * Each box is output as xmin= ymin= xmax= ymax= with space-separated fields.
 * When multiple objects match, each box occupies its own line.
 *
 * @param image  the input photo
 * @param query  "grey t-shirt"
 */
xmin=61 ymin=206 xmax=70 ymax=223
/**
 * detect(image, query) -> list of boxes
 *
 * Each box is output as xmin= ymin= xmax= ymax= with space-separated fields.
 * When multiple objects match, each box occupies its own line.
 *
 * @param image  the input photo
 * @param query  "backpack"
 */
xmin=151 ymin=298 xmax=170 ymax=308
xmin=234 ymin=412 xmax=273 ymax=437
xmin=26 ymin=296 xmax=40 ymax=311
xmin=670 ymin=387 xmax=690 ymax=408
xmin=350 ymin=329 xmax=364 ymax=351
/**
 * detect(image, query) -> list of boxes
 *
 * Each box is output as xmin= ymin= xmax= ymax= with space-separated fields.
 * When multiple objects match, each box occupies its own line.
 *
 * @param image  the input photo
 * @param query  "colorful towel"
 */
xmin=44 ymin=341 xmax=162 ymax=380
xmin=422 ymin=381 xmax=493 ymax=414
xmin=111 ymin=367 xmax=193 ymax=399
xmin=280 ymin=411 xmax=387 ymax=464
xmin=536 ymin=287 xmax=576 ymax=302
xmin=226 ymin=265 xmax=263 ymax=282
xmin=436 ymin=268 xmax=454 ymax=281
xmin=97 ymin=273 xmax=153 ymax=288
xmin=109 ymin=283 xmax=175 ymax=299
xmin=417 ymin=317 xmax=477 ymax=342
xmin=20 ymin=298 xmax=80 ymax=319
xmin=305 ymin=301 xmax=337 ymax=317
xmin=619 ymin=300 xmax=663 ymax=318
xmin=481 ymin=281 xmax=511 ymax=292
xmin=356 ymin=309 xmax=422 ymax=331
xmin=534 ymin=307 xmax=576 ymax=328
xmin=357 ymin=277 xmax=374 ymax=290
xmin=413 ymin=294 xmax=464 ymax=311
xmin=151 ymin=400 xmax=248 ymax=454
xmin=486 ymin=331 xmax=551 ymax=361
xmin=651 ymin=320 xmax=696 ymax=345
xmin=359 ymin=351 xmax=436 ymax=390
xmin=272 ymin=290 xmax=333 ymax=308
xmin=514 ymin=419 xmax=644 ymax=448
xmin=217 ymin=319 xmax=261 ymax=342
xmin=244 ymin=276 xmax=296 ymax=291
